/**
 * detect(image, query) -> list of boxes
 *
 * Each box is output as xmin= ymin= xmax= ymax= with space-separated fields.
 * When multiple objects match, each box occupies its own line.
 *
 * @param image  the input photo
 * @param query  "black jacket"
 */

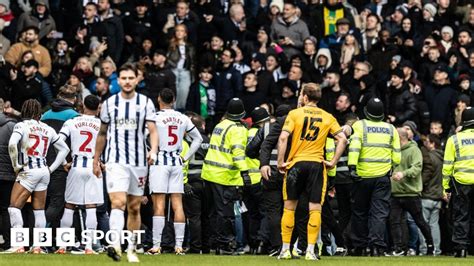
xmin=213 ymin=64 xmax=243 ymax=112
xmin=10 ymin=74 xmax=42 ymax=111
xmin=0 ymin=113 xmax=17 ymax=181
xmin=385 ymin=83 xmax=417 ymax=126
xmin=423 ymin=82 xmax=458 ymax=134
xmin=143 ymin=65 xmax=176 ymax=108
xmin=99 ymin=11 xmax=124 ymax=63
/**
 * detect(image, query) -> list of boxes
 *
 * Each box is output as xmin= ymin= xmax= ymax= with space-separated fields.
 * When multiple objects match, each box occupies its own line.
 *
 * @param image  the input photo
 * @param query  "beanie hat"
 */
xmin=423 ymin=3 xmax=437 ymax=18
xmin=441 ymin=26 xmax=454 ymax=38
xmin=269 ymin=0 xmax=284 ymax=13
xmin=0 ymin=0 xmax=10 ymax=12
xmin=395 ymin=5 xmax=409 ymax=17
xmin=391 ymin=68 xmax=405 ymax=79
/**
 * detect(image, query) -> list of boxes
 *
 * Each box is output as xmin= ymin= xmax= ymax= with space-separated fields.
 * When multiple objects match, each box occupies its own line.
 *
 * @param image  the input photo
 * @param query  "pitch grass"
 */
xmin=1 ymin=254 xmax=474 ymax=266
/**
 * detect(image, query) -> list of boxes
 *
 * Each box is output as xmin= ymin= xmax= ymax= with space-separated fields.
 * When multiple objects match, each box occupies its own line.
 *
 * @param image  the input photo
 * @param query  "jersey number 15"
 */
xmin=300 ymin=117 xmax=321 ymax=141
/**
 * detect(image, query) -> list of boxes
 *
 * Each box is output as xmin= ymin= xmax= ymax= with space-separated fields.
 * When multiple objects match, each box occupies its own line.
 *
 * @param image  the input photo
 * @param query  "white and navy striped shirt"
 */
xmin=59 ymin=115 xmax=101 ymax=168
xmin=12 ymin=119 xmax=59 ymax=170
xmin=100 ymin=93 xmax=156 ymax=167
xmin=154 ymin=109 xmax=196 ymax=166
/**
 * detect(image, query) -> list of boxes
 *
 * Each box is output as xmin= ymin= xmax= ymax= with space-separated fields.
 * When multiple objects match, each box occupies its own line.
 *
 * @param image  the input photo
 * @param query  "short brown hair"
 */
xmin=118 ymin=63 xmax=138 ymax=77
xmin=302 ymin=83 xmax=322 ymax=103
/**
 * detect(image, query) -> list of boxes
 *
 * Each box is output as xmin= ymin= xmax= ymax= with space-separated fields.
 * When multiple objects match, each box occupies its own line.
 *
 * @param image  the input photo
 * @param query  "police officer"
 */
xmin=202 ymin=98 xmax=250 ymax=255
xmin=244 ymin=107 xmax=271 ymax=254
xmin=442 ymin=107 xmax=474 ymax=258
xmin=348 ymin=98 xmax=401 ymax=256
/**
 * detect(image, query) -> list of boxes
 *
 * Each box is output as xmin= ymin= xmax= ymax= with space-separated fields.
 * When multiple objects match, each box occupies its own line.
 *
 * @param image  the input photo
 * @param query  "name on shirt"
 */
xmin=161 ymin=116 xmax=183 ymax=126
xmin=29 ymin=125 xmax=48 ymax=135
xmin=75 ymin=122 xmax=100 ymax=131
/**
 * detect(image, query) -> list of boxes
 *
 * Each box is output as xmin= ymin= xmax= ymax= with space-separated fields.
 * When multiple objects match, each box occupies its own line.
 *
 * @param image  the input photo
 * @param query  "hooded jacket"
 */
xmin=391 ymin=140 xmax=423 ymax=197
xmin=421 ymin=147 xmax=444 ymax=200
xmin=314 ymin=48 xmax=333 ymax=72
xmin=0 ymin=113 xmax=17 ymax=181
xmin=16 ymin=0 xmax=56 ymax=40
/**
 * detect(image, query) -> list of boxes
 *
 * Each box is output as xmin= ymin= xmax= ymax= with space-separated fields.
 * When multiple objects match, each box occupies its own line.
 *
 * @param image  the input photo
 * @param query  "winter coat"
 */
xmin=423 ymin=82 xmax=458 ymax=134
xmin=421 ymin=147 xmax=444 ymax=200
xmin=270 ymin=16 xmax=310 ymax=58
xmin=143 ymin=65 xmax=176 ymax=108
xmin=4 ymin=40 xmax=51 ymax=77
xmin=385 ymin=83 xmax=417 ymax=125
xmin=212 ymin=64 xmax=243 ymax=112
xmin=16 ymin=2 xmax=56 ymax=40
xmin=392 ymin=140 xmax=423 ymax=197
xmin=0 ymin=113 xmax=17 ymax=181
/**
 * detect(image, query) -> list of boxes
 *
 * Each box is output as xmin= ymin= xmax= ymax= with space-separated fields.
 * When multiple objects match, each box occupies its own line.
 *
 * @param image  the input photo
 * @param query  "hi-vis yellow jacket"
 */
xmin=348 ymin=119 xmax=401 ymax=177
xmin=442 ymin=129 xmax=474 ymax=189
xmin=325 ymin=138 xmax=336 ymax=177
xmin=181 ymin=140 xmax=190 ymax=184
xmin=202 ymin=119 xmax=249 ymax=186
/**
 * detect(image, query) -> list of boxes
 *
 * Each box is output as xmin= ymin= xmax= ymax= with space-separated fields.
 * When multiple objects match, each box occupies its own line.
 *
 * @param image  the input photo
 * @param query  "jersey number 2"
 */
xmin=300 ymin=117 xmax=320 ymax=141
xmin=79 ymin=131 xmax=93 ymax=152
xmin=28 ymin=134 xmax=49 ymax=156
xmin=168 ymin=126 xmax=178 ymax=145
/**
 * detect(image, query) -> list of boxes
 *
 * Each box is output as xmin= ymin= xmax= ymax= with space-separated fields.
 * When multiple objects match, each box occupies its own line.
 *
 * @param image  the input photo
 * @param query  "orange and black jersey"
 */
xmin=282 ymin=106 xmax=342 ymax=167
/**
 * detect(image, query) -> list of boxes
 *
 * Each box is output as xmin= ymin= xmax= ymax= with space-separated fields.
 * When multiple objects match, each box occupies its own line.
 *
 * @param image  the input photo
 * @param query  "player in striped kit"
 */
xmin=56 ymin=95 xmax=103 ymax=255
xmin=93 ymin=63 xmax=159 ymax=263
xmin=146 ymin=88 xmax=202 ymax=255
xmin=6 ymin=99 xmax=70 ymax=254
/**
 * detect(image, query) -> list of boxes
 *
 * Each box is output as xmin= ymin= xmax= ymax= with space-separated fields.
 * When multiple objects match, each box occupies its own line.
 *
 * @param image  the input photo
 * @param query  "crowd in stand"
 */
xmin=0 ymin=0 xmax=473 ymax=257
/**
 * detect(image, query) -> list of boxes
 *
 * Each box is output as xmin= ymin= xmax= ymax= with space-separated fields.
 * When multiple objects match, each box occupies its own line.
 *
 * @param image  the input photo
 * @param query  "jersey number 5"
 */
xmin=79 ymin=131 xmax=93 ymax=152
xmin=28 ymin=134 xmax=49 ymax=156
xmin=168 ymin=125 xmax=178 ymax=145
xmin=300 ymin=117 xmax=321 ymax=141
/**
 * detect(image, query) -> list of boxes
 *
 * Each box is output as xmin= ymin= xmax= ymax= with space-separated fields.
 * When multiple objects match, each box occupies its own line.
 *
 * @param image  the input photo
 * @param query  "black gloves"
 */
xmin=241 ymin=171 xmax=252 ymax=188
xmin=349 ymin=166 xmax=361 ymax=182
xmin=184 ymin=183 xmax=194 ymax=197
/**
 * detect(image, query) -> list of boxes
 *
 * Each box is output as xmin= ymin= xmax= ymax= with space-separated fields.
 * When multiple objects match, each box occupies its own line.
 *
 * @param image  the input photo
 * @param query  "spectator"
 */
xmin=144 ymin=49 xmax=176 ymax=108
xmin=310 ymin=0 xmax=355 ymax=40
xmin=319 ymin=71 xmax=344 ymax=115
xmin=16 ymin=0 xmax=56 ymax=42
xmin=385 ymin=68 xmax=417 ymax=126
xmin=9 ymin=59 xmax=42 ymax=110
xmin=0 ymin=18 xmax=10 ymax=56
xmin=5 ymin=26 xmax=51 ymax=77
xmin=212 ymin=47 xmax=242 ymax=121
xmin=424 ymin=64 xmax=458 ymax=135
xmin=265 ymin=53 xmax=286 ymax=83
xmin=122 ymin=0 xmax=153 ymax=62
xmin=319 ymin=18 xmax=352 ymax=63
xmin=249 ymin=52 xmax=275 ymax=98
xmin=388 ymin=128 xmax=434 ymax=256
xmin=0 ymin=0 xmax=14 ymax=42
xmin=167 ymin=24 xmax=195 ymax=111
xmin=334 ymin=92 xmax=353 ymax=125
xmin=360 ymin=13 xmax=380 ymax=52
xmin=241 ymin=72 xmax=267 ymax=116
xmin=314 ymin=48 xmax=333 ymax=79
xmin=97 ymin=0 xmax=124 ymax=63
xmin=419 ymin=134 xmax=444 ymax=256
xmin=186 ymin=66 xmax=216 ymax=124
xmin=162 ymin=0 xmax=199 ymax=47
xmin=270 ymin=1 xmax=310 ymax=58
xmin=49 ymin=39 xmax=72 ymax=95
xmin=91 ymin=58 xmax=119 ymax=96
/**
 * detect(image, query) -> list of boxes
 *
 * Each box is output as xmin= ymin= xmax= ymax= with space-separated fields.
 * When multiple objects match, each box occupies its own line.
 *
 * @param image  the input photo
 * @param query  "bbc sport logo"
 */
xmin=11 ymin=228 xmax=145 ymax=247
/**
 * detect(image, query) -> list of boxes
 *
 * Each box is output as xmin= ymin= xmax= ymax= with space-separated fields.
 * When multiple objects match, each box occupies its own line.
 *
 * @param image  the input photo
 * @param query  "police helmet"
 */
xmin=364 ymin=98 xmax=384 ymax=121
xmin=462 ymin=107 xmax=474 ymax=127
xmin=226 ymin=98 xmax=246 ymax=121
xmin=251 ymin=107 xmax=270 ymax=125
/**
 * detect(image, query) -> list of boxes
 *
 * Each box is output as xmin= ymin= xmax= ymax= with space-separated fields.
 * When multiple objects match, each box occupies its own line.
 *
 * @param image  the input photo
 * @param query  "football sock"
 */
xmin=174 ymin=222 xmax=185 ymax=248
xmin=85 ymin=208 xmax=97 ymax=249
xmin=60 ymin=208 xmax=74 ymax=228
xmin=8 ymin=207 xmax=23 ymax=228
xmin=109 ymin=209 xmax=125 ymax=247
xmin=33 ymin=209 xmax=46 ymax=228
xmin=152 ymin=216 xmax=165 ymax=249
xmin=281 ymin=208 xmax=295 ymax=246
xmin=307 ymin=209 xmax=322 ymax=247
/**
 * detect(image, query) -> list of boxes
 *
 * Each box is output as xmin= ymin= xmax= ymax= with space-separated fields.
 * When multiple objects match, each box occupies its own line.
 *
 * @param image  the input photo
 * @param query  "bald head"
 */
xmin=397 ymin=127 xmax=409 ymax=143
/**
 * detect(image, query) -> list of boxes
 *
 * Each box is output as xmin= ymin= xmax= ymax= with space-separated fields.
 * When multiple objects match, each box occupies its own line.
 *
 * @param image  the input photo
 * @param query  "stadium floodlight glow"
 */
xmin=10 ymin=228 xmax=145 ymax=247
